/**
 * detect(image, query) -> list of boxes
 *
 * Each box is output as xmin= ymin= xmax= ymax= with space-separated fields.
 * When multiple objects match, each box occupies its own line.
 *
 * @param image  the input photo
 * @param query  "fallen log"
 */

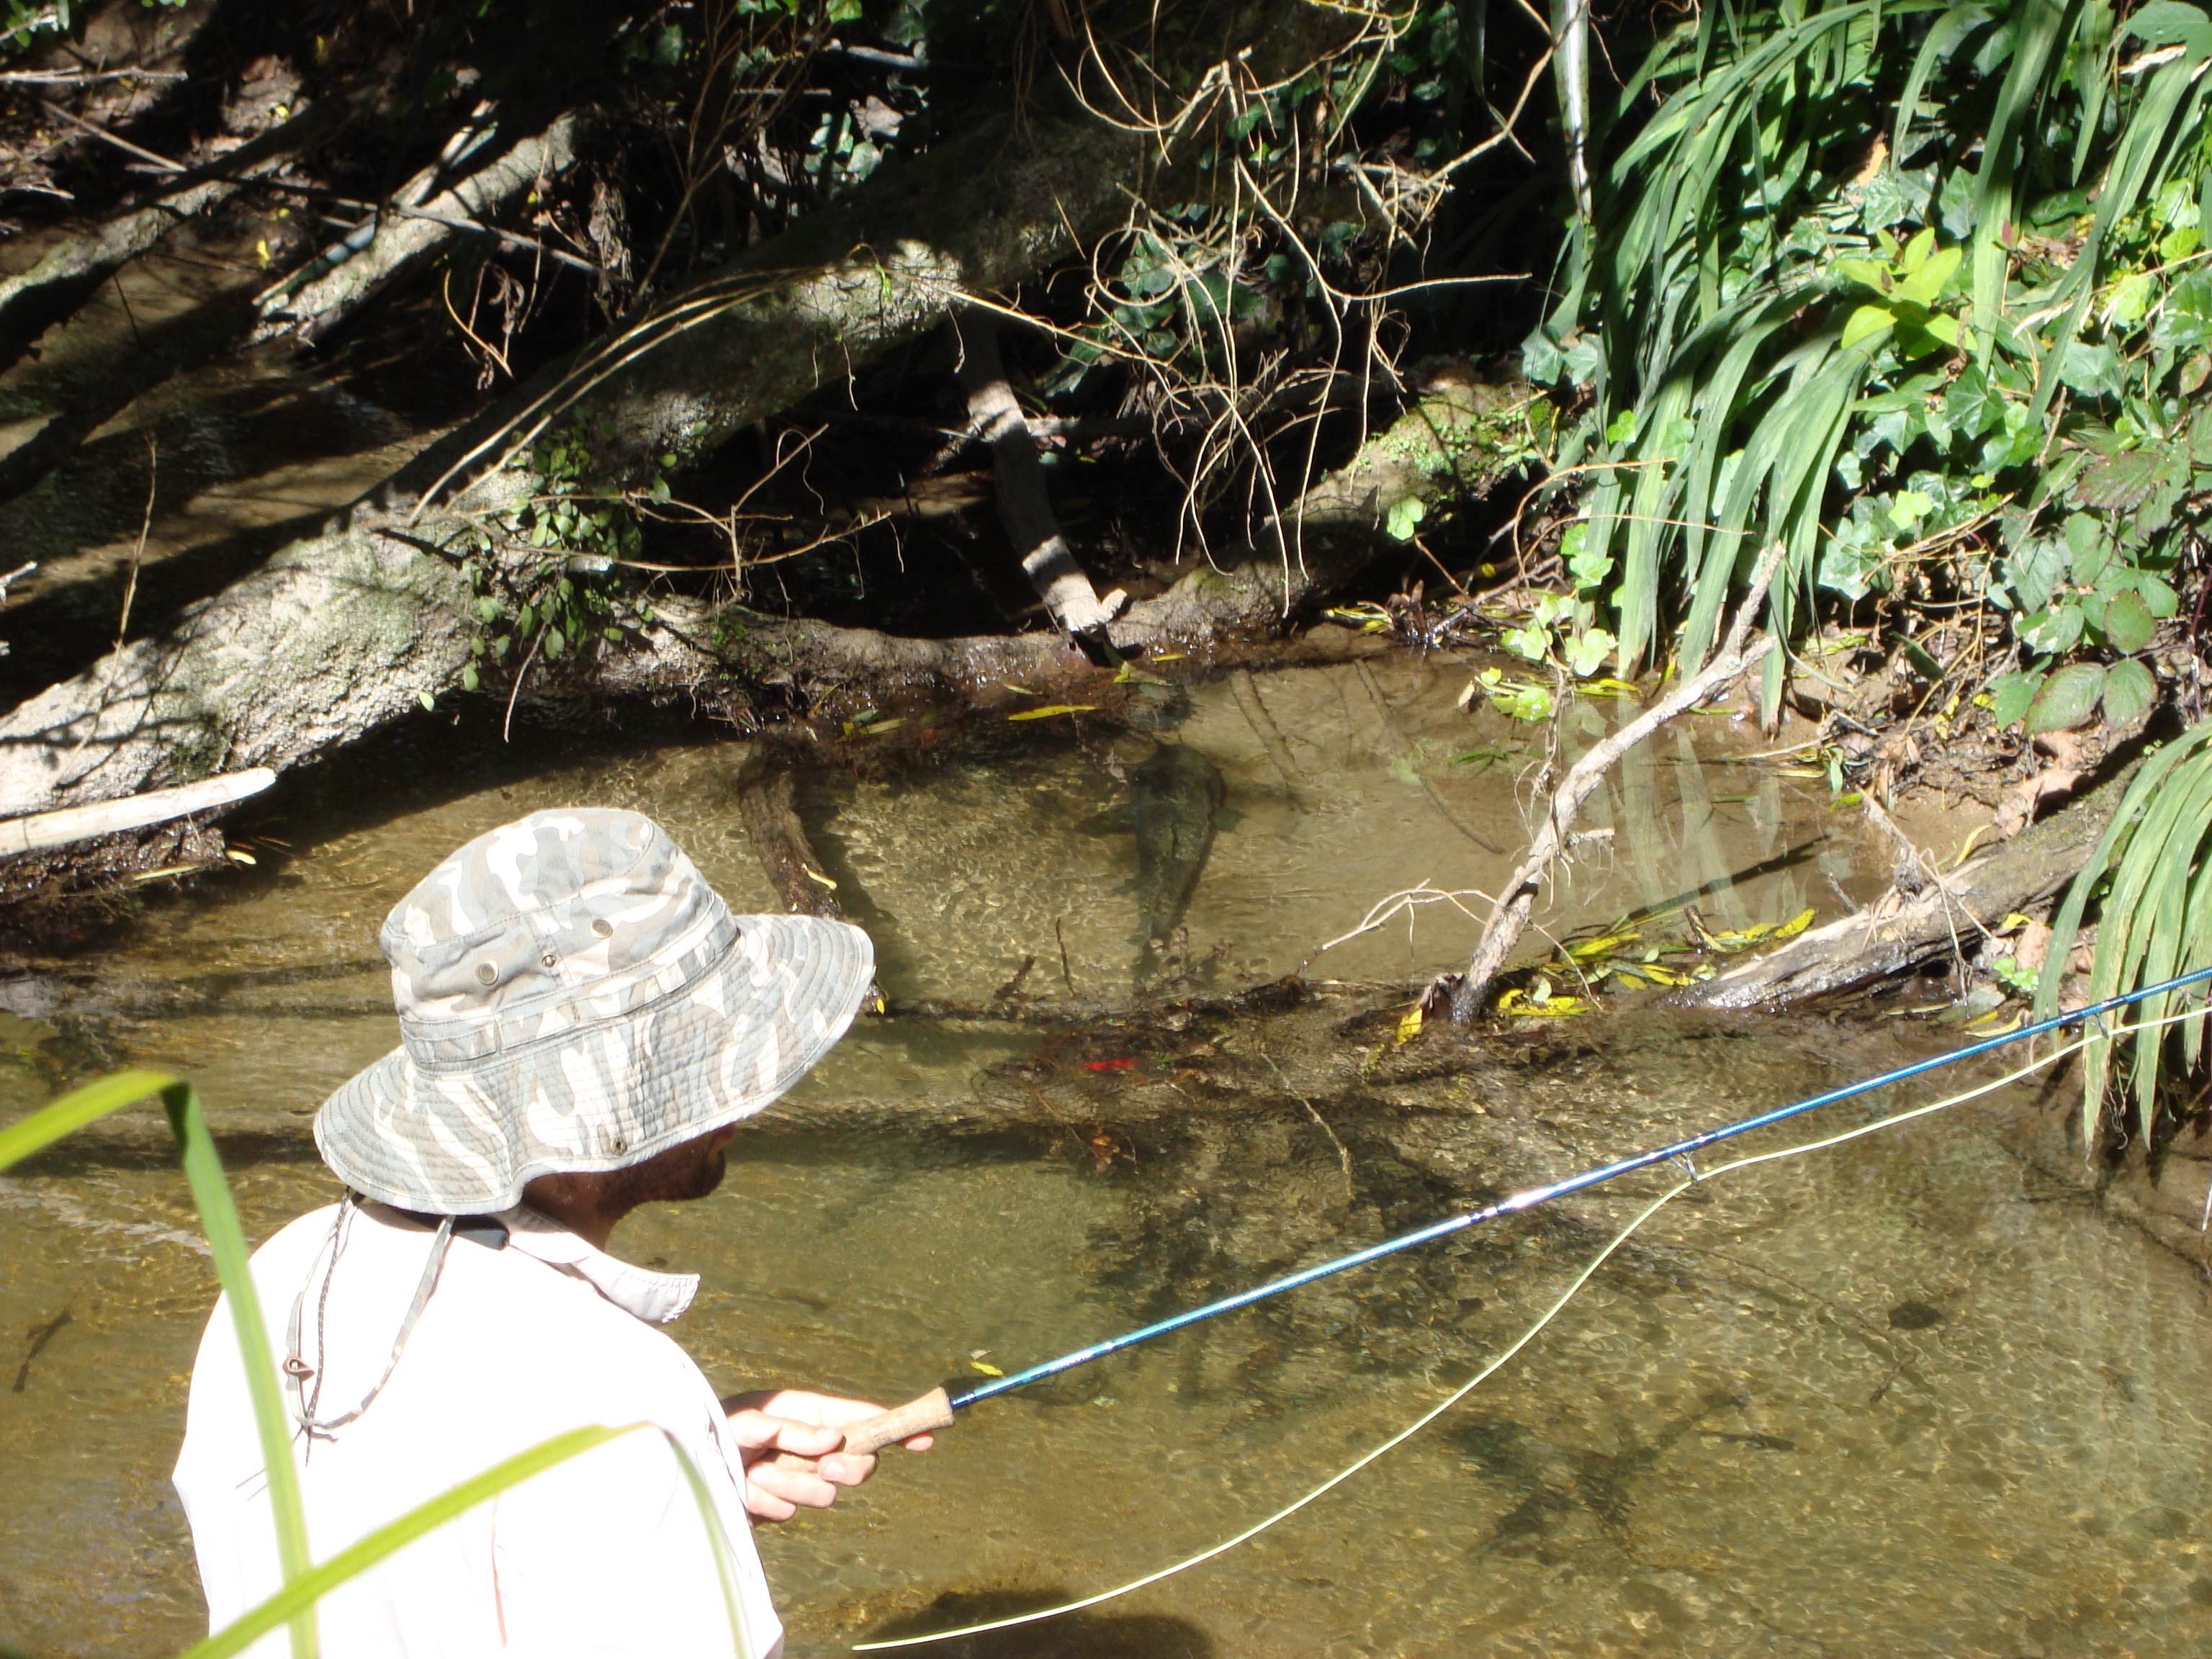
xmin=0 ymin=107 xmax=1151 ymax=822
xmin=1673 ymin=765 xmax=2135 ymax=1010
xmin=733 ymin=750 xmax=845 ymax=918
xmin=253 ymin=111 xmax=585 ymax=347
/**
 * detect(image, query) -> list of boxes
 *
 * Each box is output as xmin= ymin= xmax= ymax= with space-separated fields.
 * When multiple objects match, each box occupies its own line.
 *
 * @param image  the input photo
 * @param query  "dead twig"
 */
xmin=1444 ymin=546 xmax=1785 ymax=1022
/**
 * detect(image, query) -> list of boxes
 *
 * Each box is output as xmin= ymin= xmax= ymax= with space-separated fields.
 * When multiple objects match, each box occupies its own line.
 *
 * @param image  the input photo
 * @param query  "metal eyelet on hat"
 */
xmin=591 ymin=917 xmax=613 ymax=938
xmin=541 ymin=949 xmax=557 ymax=968
xmin=608 ymin=1135 xmax=628 ymax=1154
xmin=475 ymin=961 xmax=498 ymax=986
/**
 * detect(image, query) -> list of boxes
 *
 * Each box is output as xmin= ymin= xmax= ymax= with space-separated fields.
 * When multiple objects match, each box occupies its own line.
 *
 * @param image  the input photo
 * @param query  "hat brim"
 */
xmin=315 ymin=915 xmax=873 ymax=1213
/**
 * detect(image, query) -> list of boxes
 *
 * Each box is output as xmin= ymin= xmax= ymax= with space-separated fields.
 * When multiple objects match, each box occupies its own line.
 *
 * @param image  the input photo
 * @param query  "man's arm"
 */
xmin=719 ymin=1388 xmax=935 ymax=1521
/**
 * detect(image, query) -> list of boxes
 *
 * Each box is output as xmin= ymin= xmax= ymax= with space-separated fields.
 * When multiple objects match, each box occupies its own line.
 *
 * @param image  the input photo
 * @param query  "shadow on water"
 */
xmin=861 ymin=1588 xmax=1214 ymax=1658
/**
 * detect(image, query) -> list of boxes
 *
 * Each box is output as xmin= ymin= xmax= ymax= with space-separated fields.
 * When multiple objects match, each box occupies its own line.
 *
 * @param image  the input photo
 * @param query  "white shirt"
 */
xmin=174 ymin=1200 xmax=781 ymax=1658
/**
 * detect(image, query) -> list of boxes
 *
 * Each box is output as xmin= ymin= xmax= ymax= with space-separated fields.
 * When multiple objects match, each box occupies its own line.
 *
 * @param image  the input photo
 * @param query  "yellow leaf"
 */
xmin=861 ymin=716 xmax=904 ymax=736
xmin=967 ymin=1359 xmax=1005 ymax=1377
xmin=1151 ymin=652 xmax=1187 ymax=664
xmin=1709 ymin=922 xmax=1775 ymax=951
xmin=2000 ymin=912 xmax=2032 ymax=932
xmin=1008 ymin=704 xmax=1097 ymax=721
xmin=1566 ymin=930 xmax=1640 ymax=960
xmin=1771 ymin=907 xmax=1816 ymax=940
xmin=224 ymin=848 xmax=258 ymax=866
xmin=1000 ymin=682 xmax=1037 ymax=694
xmin=1496 ymin=989 xmax=1589 ymax=1017
xmin=1612 ymin=962 xmax=1693 ymax=987
xmin=1395 ymin=1002 xmax=1424 ymax=1044
xmin=803 ymin=866 xmax=838 ymax=890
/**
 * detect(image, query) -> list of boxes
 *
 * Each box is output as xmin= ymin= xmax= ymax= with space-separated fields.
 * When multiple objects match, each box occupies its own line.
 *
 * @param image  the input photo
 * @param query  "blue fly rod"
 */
xmin=840 ymin=963 xmax=2212 ymax=1454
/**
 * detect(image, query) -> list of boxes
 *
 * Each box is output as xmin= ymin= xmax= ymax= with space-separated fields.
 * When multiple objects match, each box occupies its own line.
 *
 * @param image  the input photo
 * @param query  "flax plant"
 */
xmin=1538 ymin=0 xmax=2212 ymax=714
xmin=2033 ymin=723 xmax=2212 ymax=1148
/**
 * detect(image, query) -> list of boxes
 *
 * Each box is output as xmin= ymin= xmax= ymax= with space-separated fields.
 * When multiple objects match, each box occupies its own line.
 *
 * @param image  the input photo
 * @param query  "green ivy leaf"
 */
xmin=1564 ymin=627 xmax=1617 ymax=678
xmin=1385 ymin=497 xmax=1426 ymax=541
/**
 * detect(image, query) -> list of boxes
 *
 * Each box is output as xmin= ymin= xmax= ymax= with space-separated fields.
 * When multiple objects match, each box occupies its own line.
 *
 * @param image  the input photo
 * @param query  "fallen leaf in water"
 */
xmin=1009 ymin=704 xmax=1097 ymax=721
xmin=1496 ymin=986 xmax=1590 ymax=1017
xmin=1609 ymin=961 xmax=1694 ymax=987
xmin=1395 ymin=1002 xmax=1424 ymax=1043
xmin=966 ymin=1359 xmax=1005 ymax=1377
xmin=1772 ymin=907 xmax=1817 ymax=940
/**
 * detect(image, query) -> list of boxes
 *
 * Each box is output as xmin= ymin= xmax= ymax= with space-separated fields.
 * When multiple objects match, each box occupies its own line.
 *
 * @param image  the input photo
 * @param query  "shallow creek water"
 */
xmin=4 ymin=655 xmax=2212 ymax=1657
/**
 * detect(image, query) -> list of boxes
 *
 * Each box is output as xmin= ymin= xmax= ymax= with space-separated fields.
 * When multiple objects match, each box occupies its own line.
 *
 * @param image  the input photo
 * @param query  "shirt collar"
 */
xmin=489 ymin=1205 xmax=700 ymax=1325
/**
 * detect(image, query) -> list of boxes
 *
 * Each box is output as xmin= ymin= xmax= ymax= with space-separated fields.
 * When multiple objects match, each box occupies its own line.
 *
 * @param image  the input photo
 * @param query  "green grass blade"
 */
xmin=162 ymin=1083 xmax=318 ymax=1659
xmin=0 ymin=1068 xmax=174 ymax=1170
xmin=1969 ymin=0 xmax=2081 ymax=359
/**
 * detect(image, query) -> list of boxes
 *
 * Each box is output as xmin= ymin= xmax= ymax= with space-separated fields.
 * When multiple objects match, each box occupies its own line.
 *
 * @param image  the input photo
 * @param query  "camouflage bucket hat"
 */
xmin=315 ymin=809 xmax=873 ymax=1213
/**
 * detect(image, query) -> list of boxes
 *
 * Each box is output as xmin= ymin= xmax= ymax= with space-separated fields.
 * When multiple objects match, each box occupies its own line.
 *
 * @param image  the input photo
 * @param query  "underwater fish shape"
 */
xmin=1130 ymin=742 xmax=1226 ymax=983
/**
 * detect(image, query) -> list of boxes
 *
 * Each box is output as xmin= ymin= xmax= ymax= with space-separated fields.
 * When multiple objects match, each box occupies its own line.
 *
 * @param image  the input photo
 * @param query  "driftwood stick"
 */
xmin=950 ymin=307 xmax=1122 ymax=634
xmin=0 ymin=768 xmax=274 ymax=858
xmin=1444 ymin=549 xmax=1784 ymax=1024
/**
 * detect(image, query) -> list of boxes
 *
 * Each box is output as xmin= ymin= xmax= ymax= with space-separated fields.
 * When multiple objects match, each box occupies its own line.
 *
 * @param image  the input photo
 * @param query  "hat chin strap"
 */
xmin=284 ymin=1195 xmax=455 ymax=1442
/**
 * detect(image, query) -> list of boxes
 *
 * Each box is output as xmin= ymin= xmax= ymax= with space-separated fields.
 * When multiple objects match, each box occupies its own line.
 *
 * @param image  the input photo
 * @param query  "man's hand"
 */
xmin=719 ymin=1388 xmax=934 ymax=1522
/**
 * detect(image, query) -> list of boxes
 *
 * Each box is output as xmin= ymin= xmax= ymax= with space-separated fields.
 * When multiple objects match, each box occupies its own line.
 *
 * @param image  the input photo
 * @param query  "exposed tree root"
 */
xmin=951 ymin=307 xmax=1121 ymax=632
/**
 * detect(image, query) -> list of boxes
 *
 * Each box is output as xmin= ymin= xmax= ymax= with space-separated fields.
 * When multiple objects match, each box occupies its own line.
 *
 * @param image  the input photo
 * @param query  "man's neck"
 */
xmin=518 ymin=1174 xmax=626 ymax=1249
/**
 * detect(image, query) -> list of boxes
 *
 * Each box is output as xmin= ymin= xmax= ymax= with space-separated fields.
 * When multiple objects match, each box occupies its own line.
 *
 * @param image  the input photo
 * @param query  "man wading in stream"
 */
xmin=171 ymin=809 xmax=927 ymax=1657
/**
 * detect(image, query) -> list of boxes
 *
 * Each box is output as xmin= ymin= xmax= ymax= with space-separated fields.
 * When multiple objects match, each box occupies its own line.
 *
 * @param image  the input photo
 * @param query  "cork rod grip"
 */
xmin=842 ymin=1386 xmax=956 ymax=1456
